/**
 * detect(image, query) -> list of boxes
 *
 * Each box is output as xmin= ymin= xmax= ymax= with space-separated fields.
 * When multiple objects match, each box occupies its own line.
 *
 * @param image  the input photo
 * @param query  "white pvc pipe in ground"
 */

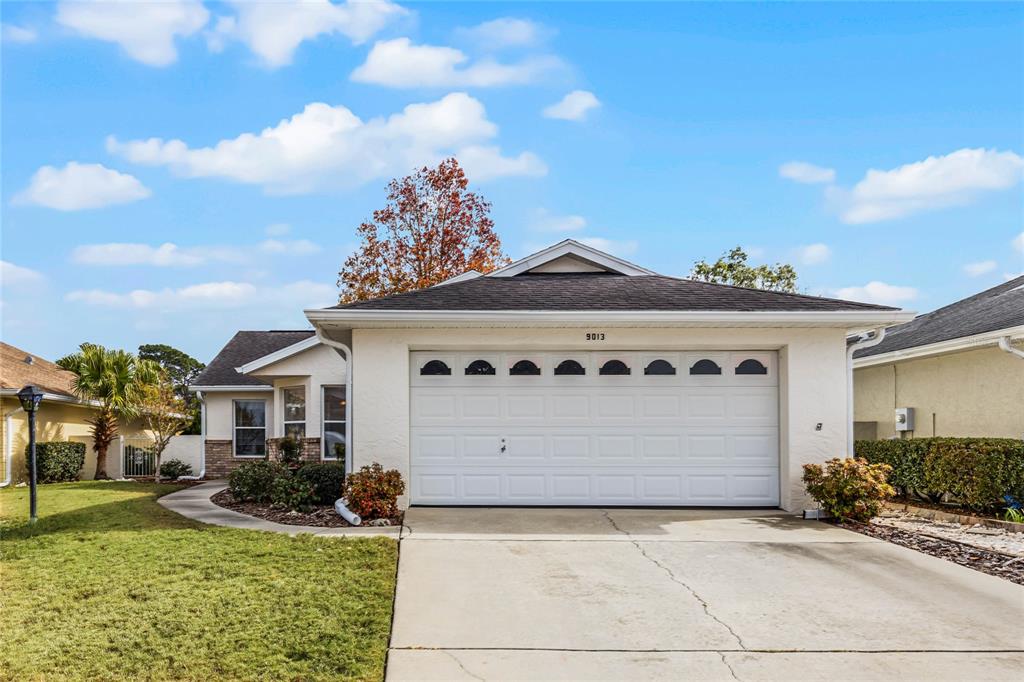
xmin=334 ymin=498 xmax=362 ymax=526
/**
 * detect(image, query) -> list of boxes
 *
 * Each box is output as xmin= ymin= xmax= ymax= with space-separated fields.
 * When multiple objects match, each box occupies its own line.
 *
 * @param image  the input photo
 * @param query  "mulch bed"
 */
xmin=211 ymin=489 xmax=402 ymax=528
xmin=834 ymin=519 xmax=1024 ymax=585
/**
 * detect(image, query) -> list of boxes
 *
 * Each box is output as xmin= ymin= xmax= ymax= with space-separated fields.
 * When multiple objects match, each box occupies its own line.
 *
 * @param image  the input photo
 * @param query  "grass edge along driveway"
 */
xmin=0 ymin=482 xmax=397 ymax=681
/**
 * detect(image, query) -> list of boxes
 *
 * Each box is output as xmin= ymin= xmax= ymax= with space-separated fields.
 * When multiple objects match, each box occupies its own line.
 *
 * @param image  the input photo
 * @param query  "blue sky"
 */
xmin=2 ymin=1 xmax=1022 ymax=363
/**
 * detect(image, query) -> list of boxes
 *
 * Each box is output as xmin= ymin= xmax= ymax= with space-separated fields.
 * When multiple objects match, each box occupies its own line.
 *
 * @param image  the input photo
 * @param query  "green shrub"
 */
xmin=228 ymin=461 xmax=290 ymax=503
xmin=270 ymin=476 xmax=316 ymax=512
xmin=159 ymin=459 xmax=193 ymax=481
xmin=856 ymin=438 xmax=1024 ymax=510
xmin=295 ymin=462 xmax=346 ymax=505
xmin=344 ymin=463 xmax=405 ymax=520
xmin=802 ymin=457 xmax=895 ymax=522
xmin=29 ymin=442 xmax=86 ymax=483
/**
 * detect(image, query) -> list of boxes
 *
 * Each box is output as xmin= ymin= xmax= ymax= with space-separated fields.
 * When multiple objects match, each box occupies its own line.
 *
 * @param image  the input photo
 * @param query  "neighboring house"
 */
xmin=0 ymin=342 xmax=151 ymax=485
xmin=853 ymin=276 xmax=1024 ymax=440
xmin=196 ymin=240 xmax=910 ymax=512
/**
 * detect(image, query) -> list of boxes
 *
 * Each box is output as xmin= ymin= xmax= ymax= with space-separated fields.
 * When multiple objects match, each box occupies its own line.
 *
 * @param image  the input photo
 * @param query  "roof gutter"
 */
xmin=305 ymin=308 xmax=916 ymax=328
xmin=854 ymin=325 xmax=1024 ymax=368
xmin=847 ymin=328 xmax=887 ymax=457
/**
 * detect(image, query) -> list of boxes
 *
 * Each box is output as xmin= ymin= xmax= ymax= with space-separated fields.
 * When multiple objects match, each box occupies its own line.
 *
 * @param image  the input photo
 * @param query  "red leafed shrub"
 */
xmin=344 ymin=463 xmax=405 ymax=520
xmin=802 ymin=457 xmax=895 ymax=522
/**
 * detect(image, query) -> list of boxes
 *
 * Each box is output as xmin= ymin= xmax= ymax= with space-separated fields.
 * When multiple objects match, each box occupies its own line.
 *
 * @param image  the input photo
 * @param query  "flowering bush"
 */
xmin=802 ymin=457 xmax=895 ymax=522
xmin=344 ymin=463 xmax=405 ymax=520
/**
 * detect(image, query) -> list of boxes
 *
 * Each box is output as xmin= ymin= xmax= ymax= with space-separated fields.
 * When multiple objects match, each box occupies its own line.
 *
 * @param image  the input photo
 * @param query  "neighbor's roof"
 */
xmin=855 ymin=275 xmax=1024 ymax=359
xmin=330 ymin=274 xmax=899 ymax=313
xmin=193 ymin=331 xmax=315 ymax=387
xmin=0 ymin=342 xmax=78 ymax=399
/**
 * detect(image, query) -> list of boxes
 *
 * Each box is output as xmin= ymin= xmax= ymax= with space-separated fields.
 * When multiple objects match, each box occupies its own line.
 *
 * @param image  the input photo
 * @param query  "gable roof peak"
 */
xmin=488 ymin=239 xmax=657 ymax=278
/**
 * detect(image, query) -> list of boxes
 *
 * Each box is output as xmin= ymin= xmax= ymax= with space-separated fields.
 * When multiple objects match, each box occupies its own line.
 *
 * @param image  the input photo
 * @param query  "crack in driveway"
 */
xmin=441 ymin=650 xmax=486 ymax=681
xmin=601 ymin=510 xmax=749 ymax=651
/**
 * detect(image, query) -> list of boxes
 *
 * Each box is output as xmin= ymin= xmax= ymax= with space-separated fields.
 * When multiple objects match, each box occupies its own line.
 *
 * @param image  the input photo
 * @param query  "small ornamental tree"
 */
xmin=137 ymin=377 xmax=191 ymax=483
xmin=337 ymin=158 xmax=509 ymax=303
xmin=690 ymin=247 xmax=799 ymax=293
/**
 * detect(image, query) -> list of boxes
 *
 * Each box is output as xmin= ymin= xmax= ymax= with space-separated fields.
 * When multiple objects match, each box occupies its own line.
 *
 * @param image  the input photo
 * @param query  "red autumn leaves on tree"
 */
xmin=337 ymin=158 xmax=509 ymax=303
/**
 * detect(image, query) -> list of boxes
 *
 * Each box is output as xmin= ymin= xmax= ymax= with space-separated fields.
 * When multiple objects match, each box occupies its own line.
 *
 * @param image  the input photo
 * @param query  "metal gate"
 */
xmin=122 ymin=437 xmax=156 ymax=477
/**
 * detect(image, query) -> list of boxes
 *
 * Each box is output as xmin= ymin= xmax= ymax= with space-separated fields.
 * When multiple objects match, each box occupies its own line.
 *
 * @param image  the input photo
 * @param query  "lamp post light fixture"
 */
xmin=17 ymin=385 xmax=44 ymax=524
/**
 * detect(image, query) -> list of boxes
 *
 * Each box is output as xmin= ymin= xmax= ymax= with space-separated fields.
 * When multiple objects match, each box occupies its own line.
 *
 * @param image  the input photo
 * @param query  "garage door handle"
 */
xmin=500 ymin=439 xmax=506 ymax=454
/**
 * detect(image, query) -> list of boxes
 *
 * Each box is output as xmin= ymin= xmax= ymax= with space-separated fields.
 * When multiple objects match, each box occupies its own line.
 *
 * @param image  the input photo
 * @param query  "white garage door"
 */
xmin=410 ymin=351 xmax=779 ymax=506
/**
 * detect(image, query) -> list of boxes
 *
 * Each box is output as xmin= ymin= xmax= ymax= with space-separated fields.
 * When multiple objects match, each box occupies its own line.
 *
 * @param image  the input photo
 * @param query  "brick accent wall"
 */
xmin=204 ymin=437 xmax=322 ymax=479
xmin=267 ymin=437 xmax=322 ymax=463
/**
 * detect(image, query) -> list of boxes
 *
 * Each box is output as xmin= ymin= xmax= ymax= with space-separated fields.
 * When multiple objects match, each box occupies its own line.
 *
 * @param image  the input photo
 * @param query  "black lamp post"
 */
xmin=17 ymin=385 xmax=44 ymax=524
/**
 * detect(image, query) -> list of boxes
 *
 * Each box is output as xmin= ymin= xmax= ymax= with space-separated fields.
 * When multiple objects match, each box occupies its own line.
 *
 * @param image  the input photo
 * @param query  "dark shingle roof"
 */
xmin=331 ymin=274 xmax=898 ymax=312
xmin=855 ymin=276 xmax=1024 ymax=359
xmin=194 ymin=330 xmax=315 ymax=387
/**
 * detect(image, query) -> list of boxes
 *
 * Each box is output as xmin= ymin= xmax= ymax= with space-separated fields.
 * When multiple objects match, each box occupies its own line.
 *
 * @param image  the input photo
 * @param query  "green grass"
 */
xmin=0 ymin=482 xmax=398 ymax=681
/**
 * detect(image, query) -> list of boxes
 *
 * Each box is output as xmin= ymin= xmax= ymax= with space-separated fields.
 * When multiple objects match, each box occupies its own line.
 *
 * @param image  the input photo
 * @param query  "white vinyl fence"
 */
xmin=113 ymin=434 xmax=203 ymax=479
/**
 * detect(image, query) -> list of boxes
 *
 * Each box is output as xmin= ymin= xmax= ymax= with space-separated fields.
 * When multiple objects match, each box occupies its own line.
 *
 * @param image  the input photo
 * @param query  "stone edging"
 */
xmin=883 ymin=500 xmax=1024 ymax=533
xmin=158 ymin=480 xmax=401 ymax=538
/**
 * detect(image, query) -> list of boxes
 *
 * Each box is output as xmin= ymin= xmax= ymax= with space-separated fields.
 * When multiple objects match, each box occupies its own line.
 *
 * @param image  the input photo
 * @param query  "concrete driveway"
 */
xmin=387 ymin=508 xmax=1024 ymax=681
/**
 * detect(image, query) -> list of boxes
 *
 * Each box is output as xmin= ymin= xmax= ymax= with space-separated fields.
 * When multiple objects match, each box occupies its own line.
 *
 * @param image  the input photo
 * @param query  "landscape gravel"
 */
xmin=873 ymin=510 xmax=1024 ymax=556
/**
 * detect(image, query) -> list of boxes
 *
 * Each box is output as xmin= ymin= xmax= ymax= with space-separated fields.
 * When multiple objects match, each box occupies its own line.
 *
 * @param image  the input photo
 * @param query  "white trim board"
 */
xmin=853 ymin=326 xmax=1024 ymax=368
xmin=189 ymin=385 xmax=273 ymax=393
xmin=235 ymin=336 xmax=320 ymax=375
xmin=487 ymin=239 xmax=656 ymax=277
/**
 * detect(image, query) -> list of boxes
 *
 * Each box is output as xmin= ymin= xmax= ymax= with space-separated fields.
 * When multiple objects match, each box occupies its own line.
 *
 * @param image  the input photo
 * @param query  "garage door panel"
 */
xmin=410 ymin=350 xmax=779 ymax=506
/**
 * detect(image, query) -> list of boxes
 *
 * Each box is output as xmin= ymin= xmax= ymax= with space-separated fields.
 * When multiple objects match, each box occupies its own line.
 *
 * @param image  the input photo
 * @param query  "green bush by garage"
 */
xmin=26 ymin=441 xmax=86 ymax=483
xmin=855 ymin=437 xmax=1024 ymax=510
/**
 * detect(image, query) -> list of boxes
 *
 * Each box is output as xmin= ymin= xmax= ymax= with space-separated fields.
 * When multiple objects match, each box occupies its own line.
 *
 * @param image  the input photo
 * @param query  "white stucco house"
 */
xmin=192 ymin=240 xmax=912 ymax=511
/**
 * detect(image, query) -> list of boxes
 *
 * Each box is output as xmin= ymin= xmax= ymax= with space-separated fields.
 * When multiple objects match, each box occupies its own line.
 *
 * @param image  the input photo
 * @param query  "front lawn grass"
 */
xmin=0 ymin=482 xmax=397 ymax=681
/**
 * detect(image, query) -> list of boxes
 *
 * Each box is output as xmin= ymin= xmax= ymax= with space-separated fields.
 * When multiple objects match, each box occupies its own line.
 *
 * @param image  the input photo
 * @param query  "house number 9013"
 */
xmin=586 ymin=332 xmax=606 ymax=341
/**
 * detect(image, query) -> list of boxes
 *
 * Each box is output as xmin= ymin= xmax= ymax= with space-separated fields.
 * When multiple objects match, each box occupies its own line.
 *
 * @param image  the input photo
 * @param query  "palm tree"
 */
xmin=57 ymin=344 xmax=159 ymax=479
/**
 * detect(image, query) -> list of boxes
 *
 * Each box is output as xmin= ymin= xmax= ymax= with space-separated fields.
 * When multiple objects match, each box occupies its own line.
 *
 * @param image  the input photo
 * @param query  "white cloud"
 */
xmin=833 ymin=148 xmax=1024 ymax=224
xmin=71 ymin=239 xmax=322 ymax=266
xmin=108 ymin=92 xmax=543 ymax=193
xmin=1013 ymin=231 xmax=1024 ymax=253
xmin=1 ymin=260 xmax=44 ymax=287
xmin=351 ymin=37 xmax=561 ymax=88
xmin=796 ymin=243 xmax=832 ymax=265
xmin=56 ymin=0 xmax=208 ymax=67
xmin=542 ymin=90 xmax=601 ymax=121
xmin=265 ymin=223 xmax=291 ymax=236
xmin=72 ymin=243 xmax=206 ymax=267
xmin=532 ymin=208 xmax=587 ymax=232
xmin=455 ymin=18 xmax=550 ymax=49
xmin=2 ymin=24 xmax=37 ymax=43
xmin=577 ymin=237 xmax=638 ymax=257
xmin=67 ymin=279 xmax=335 ymax=311
xmin=210 ymin=0 xmax=406 ymax=68
xmin=258 ymin=239 xmax=321 ymax=255
xmin=14 ymin=162 xmax=151 ymax=211
xmin=779 ymin=161 xmax=835 ymax=184
xmin=963 ymin=260 xmax=997 ymax=277
xmin=834 ymin=281 xmax=918 ymax=306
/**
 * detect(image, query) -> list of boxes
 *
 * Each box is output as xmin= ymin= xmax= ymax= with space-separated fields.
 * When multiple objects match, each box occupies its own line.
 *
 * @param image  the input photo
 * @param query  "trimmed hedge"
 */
xmin=855 ymin=438 xmax=1024 ymax=510
xmin=295 ymin=463 xmax=346 ymax=506
xmin=27 ymin=441 xmax=86 ymax=483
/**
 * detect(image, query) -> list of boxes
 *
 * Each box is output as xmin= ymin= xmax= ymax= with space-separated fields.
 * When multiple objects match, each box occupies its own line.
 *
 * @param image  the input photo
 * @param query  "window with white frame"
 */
xmin=282 ymin=387 xmax=306 ymax=440
xmin=233 ymin=400 xmax=266 ymax=457
xmin=322 ymin=385 xmax=346 ymax=460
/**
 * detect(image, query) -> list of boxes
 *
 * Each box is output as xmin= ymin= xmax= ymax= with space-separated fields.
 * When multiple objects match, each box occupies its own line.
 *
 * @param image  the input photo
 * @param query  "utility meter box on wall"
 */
xmin=894 ymin=407 xmax=915 ymax=432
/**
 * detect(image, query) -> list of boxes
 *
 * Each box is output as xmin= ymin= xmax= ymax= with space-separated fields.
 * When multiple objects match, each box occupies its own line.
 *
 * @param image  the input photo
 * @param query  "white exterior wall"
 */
xmin=201 ymin=343 xmax=347 ymax=448
xmin=162 ymin=435 xmax=203 ymax=473
xmin=351 ymin=326 xmax=849 ymax=512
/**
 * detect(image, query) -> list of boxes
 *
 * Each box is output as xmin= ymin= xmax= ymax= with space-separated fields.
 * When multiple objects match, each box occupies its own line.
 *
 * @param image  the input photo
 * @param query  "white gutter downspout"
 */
xmin=315 ymin=331 xmax=354 ymax=476
xmin=847 ymin=327 xmax=887 ymax=457
xmin=1 ymin=406 xmax=25 ymax=487
xmin=998 ymin=336 xmax=1024 ymax=360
